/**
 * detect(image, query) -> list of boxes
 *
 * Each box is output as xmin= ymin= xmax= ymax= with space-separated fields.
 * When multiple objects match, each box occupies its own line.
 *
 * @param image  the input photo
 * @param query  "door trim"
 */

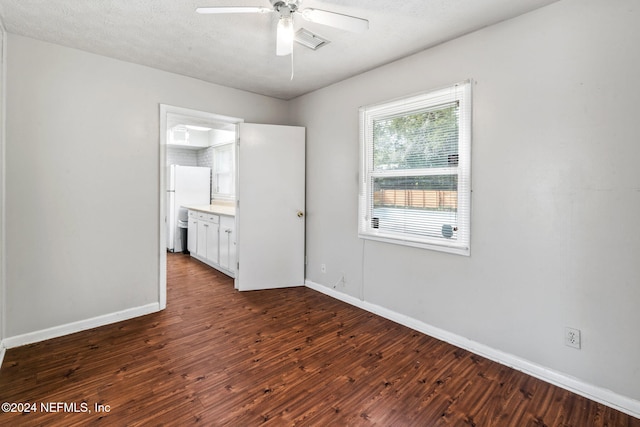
xmin=158 ymin=104 xmax=242 ymax=309
xmin=0 ymin=22 xmax=7 ymax=356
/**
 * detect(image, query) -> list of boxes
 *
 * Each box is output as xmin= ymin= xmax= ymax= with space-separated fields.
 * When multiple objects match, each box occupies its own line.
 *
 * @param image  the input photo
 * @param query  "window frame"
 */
xmin=212 ymin=142 xmax=236 ymax=201
xmin=358 ymin=81 xmax=472 ymax=256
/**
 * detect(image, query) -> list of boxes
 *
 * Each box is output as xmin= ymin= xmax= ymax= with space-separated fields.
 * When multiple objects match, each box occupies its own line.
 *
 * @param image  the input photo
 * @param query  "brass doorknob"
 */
xmin=297 ymin=211 xmax=304 ymax=218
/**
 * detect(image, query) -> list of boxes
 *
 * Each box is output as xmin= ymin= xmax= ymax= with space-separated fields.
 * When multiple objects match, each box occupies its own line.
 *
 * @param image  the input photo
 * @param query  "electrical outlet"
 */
xmin=321 ymin=264 xmax=326 ymax=273
xmin=565 ymin=327 xmax=581 ymax=349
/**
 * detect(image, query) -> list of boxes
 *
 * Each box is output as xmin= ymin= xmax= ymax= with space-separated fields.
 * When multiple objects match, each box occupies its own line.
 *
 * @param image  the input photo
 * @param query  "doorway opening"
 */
xmin=159 ymin=104 xmax=242 ymax=309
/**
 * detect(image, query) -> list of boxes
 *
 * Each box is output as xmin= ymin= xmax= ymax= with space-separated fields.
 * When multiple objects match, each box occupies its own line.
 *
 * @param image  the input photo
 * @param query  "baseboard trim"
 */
xmin=2 ymin=302 xmax=161 ymax=349
xmin=305 ymin=280 xmax=640 ymax=419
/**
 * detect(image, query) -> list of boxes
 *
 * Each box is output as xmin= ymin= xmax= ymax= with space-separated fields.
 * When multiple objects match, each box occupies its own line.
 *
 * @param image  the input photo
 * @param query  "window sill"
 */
xmin=359 ymin=232 xmax=470 ymax=256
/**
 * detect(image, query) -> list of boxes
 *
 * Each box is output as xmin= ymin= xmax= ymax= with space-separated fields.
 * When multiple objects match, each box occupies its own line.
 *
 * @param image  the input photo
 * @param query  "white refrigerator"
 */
xmin=167 ymin=165 xmax=211 ymax=252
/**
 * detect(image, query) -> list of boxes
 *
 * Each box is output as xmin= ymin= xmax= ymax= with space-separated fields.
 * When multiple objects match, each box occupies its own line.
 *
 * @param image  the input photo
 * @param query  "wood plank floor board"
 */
xmin=1 ymin=253 xmax=638 ymax=426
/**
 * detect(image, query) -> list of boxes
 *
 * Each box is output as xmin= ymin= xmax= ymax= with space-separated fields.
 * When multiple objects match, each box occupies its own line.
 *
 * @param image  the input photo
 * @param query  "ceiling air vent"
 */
xmin=295 ymin=28 xmax=330 ymax=50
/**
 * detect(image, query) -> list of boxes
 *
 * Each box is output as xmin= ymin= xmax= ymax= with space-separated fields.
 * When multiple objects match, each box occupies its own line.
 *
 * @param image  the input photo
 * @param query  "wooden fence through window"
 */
xmin=374 ymin=190 xmax=458 ymax=210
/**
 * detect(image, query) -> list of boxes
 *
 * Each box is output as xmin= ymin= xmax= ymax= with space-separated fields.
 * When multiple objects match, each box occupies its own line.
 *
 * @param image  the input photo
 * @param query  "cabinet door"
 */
xmin=219 ymin=216 xmax=236 ymax=271
xmin=206 ymin=221 xmax=219 ymax=264
xmin=187 ymin=218 xmax=198 ymax=254
xmin=196 ymin=221 xmax=209 ymax=259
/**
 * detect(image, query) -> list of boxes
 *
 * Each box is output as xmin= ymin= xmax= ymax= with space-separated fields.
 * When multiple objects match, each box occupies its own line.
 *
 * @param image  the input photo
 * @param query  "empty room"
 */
xmin=0 ymin=0 xmax=639 ymax=425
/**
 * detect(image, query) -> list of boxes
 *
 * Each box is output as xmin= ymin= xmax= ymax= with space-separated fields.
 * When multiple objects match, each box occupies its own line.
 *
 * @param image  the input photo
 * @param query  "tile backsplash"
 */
xmin=167 ymin=147 xmax=198 ymax=167
xmin=196 ymin=146 xmax=214 ymax=168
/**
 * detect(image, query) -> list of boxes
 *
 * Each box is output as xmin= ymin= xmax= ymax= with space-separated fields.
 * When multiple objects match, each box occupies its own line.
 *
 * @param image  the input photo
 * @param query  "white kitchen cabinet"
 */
xmin=187 ymin=217 xmax=198 ymax=254
xmin=219 ymin=215 xmax=236 ymax=272
xmin=196 ymin=220 xmax=207 ymax=259
xmin=206 ymin=217 xmax=219 ymax=264
xmin=188 ymin=209 xmax=235 ymax=277
xmin=196 ymin=213 xmax=219 ymax=262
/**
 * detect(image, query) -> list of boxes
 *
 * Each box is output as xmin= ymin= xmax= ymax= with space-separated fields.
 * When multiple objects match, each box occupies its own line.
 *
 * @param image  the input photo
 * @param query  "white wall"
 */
xmin=3 ymin=0 xmax=639 ymax=414
xmin=0 ymin=23 xmax=5 ymax=352
xmin=4 ymin=34 xmax=289 ymax=337
xmin=290 ymin=0 xmax=640 ymax=404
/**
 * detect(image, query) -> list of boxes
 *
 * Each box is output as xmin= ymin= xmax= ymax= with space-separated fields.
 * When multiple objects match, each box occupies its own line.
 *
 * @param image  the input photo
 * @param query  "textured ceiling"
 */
xmin=0 ymin=0 xmax=559 ymax=100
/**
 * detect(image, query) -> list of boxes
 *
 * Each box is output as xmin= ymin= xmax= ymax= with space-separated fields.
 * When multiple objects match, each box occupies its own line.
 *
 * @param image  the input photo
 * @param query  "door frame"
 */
xmin=158 ymin=104 xmax=242 ymax=309
xmin=0 ymin=23 xmax=6 ymax=351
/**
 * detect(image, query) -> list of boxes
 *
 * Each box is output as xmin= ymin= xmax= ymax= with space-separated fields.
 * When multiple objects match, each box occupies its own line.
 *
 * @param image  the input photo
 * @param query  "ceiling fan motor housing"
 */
xmin=271 ymin=0 xmax=300 ymax=13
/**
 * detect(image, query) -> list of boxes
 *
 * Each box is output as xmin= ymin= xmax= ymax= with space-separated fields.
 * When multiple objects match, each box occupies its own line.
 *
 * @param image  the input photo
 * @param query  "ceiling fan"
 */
xmin=196 ymin=1 xmax=369 ymax=56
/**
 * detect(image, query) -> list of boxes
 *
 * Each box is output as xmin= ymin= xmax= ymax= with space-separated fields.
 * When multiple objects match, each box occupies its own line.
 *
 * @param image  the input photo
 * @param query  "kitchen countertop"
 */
xmin=184 ymin=203 xmax=235 ymax=217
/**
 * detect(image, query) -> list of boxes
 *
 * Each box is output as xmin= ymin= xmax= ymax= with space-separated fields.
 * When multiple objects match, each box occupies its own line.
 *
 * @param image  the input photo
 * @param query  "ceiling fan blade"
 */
xmin=196 ymin=6 xmax=271 ymax=14
xmin=299 ymin=8 xmax=369 ymax=33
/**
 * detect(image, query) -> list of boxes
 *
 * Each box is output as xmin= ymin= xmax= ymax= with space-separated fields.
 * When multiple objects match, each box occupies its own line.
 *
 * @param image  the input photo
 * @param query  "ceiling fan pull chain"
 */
xmin=290 ymin=47 xmax=295 ymax=81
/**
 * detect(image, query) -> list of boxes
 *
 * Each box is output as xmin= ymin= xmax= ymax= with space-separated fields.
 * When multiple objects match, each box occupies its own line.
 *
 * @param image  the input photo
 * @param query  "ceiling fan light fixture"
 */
xmin=197 ymin=1 xmax=368 ymax=59
xmin=276 ymin=16 xmax=294 ymax=56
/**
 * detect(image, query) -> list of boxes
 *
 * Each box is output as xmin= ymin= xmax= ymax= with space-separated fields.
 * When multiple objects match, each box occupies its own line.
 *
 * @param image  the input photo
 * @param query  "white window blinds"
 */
xmin=359 ymin=81 xmax=472 ymax=255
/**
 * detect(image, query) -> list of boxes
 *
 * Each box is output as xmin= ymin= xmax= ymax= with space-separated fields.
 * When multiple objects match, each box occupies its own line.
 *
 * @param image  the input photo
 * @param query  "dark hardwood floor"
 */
xmin=1 ymin=253 xmax=638 ymax=426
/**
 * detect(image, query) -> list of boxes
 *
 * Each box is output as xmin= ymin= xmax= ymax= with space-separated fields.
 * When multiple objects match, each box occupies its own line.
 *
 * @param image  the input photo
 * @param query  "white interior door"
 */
xmin=236 ymin=123 xmax=305 ymax=291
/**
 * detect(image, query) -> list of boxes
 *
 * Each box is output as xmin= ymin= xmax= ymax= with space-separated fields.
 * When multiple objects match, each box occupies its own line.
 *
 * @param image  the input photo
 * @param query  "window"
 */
xmin=213 ymin=143 xmax=235 ymax=200
xmin=359 ymin=81 xmax=472 ymax=255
